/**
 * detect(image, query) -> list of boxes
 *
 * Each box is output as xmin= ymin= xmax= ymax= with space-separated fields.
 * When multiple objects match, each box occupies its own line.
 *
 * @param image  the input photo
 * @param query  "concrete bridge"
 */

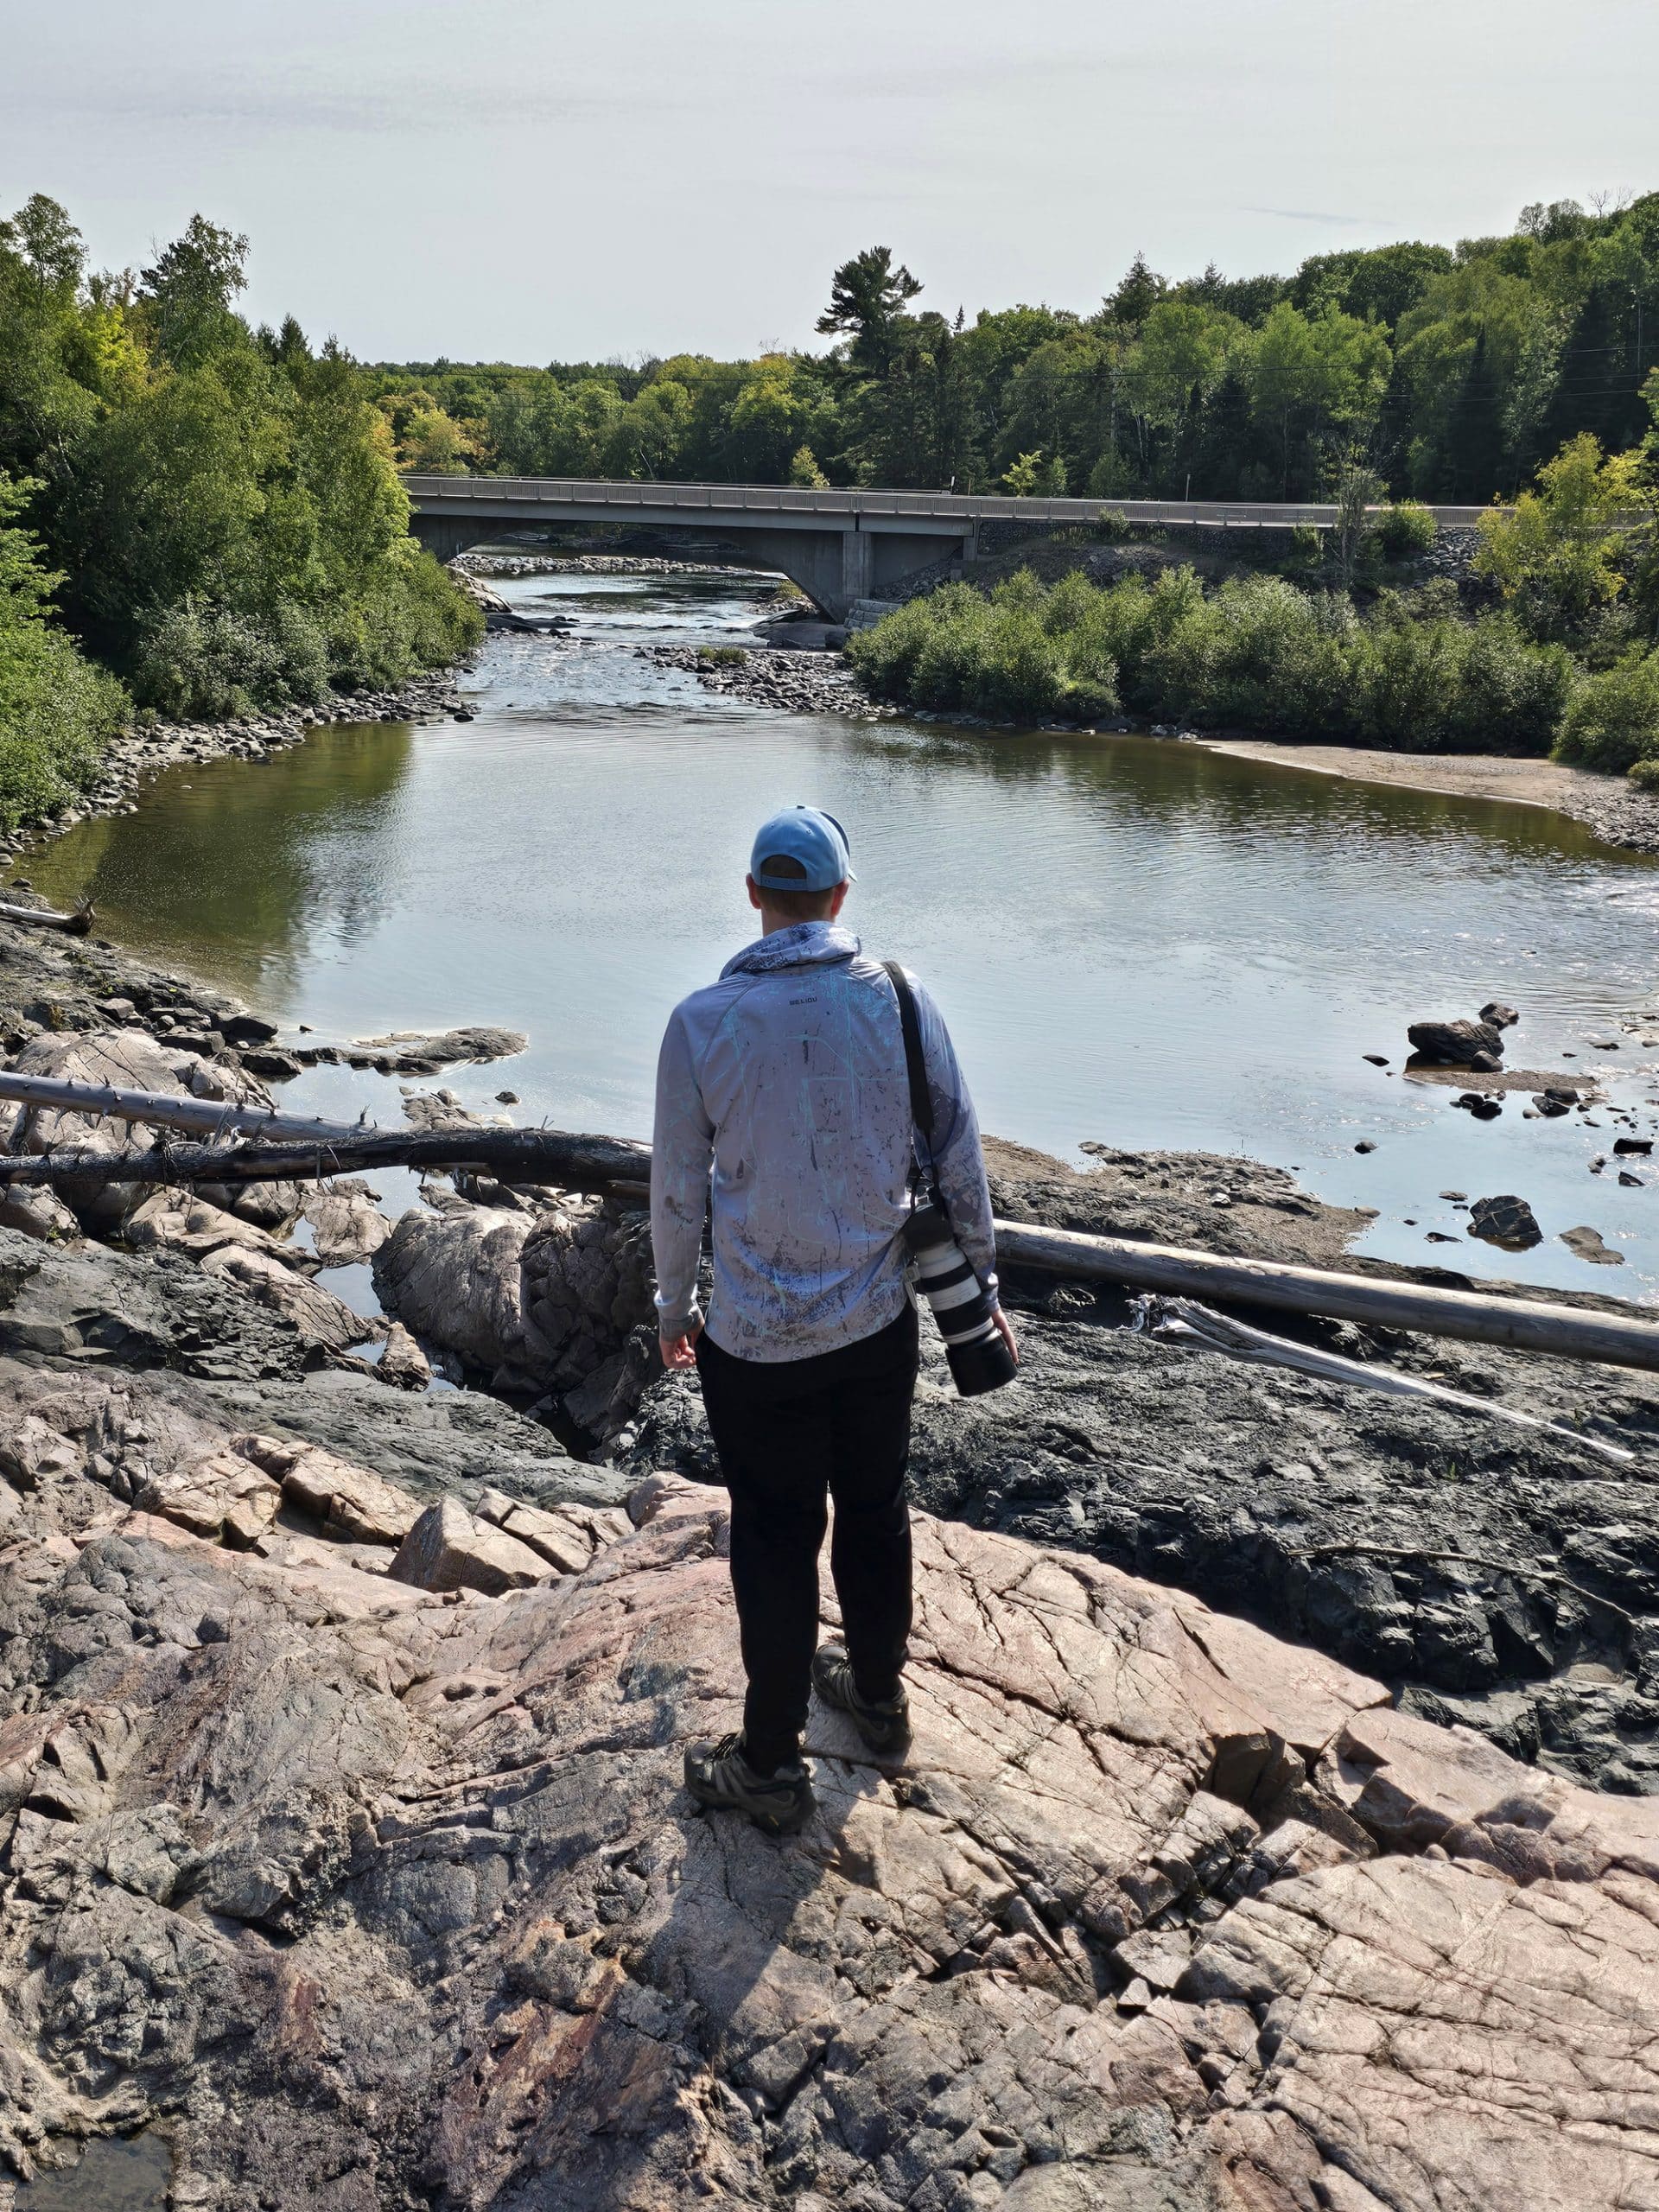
xmin=404 ymin=475 xmax=1491 ymax=622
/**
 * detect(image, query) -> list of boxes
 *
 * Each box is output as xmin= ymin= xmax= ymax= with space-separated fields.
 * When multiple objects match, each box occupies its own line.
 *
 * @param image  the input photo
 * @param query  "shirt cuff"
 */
xmin=654 ymin=1292 xmax=705 ymax=1339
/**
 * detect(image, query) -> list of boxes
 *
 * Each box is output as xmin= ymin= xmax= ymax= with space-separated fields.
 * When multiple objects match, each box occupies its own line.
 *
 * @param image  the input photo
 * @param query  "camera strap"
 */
xmin=881 ymin=959 xmax=937 ymax=1196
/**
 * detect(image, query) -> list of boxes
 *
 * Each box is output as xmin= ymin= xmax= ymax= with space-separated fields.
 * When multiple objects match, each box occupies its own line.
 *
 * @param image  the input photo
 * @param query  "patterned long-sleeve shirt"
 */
xmin=651 ymin=921 xmax=996 ymax=1362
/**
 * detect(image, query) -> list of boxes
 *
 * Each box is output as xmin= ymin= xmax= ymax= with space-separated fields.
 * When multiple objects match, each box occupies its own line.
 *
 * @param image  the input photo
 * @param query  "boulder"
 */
xmin=1478 ymin=1001 xmax=1520 ymax=1029
xmin=1406 ymin=1017 xmax=1504 ymax=1067
xmin=124 ymin=1191 xmax=292 ymax=1263
xmin=1465 ymin=1193 xmax=1543 ymax=1250
xmin=337 ymin=1025 xmax=528 ymax=1074
xmin=301 ymin=1184 xmax=391 ymax=1266
xmin=5 ymin=1028 xmax=203 ymax=1229
xmin=0 ymin=1185 xmax=80 ymax=1242
xmin=387 ymin=1494 xmax=548 ymax=1593
xmin=198 ymin=1244 xmax=373 ymax=1353
xmin=236 ymin=1433 xmax=423 ymax=1546
xmin=372 ymin=1195 xmax=655 ymax=1408
xmin=474 ymin=1485 xmax=626 ymax=1574
xmin=372 ymin=1204 xmax=534 ymax=1382
xmin=375 ymin=1321 xmax=432 ymax=1391
xmin=1560 ymin=1224 xmax=1624 ymax=1265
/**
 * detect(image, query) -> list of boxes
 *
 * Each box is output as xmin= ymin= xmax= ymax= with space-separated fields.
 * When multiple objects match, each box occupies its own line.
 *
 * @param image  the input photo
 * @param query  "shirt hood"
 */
xmin=720 ymin=920 xmax=861 ymax=980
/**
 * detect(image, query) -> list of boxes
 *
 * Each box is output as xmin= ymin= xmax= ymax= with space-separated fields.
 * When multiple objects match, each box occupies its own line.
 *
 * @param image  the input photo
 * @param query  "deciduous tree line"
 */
xmin=370 ymin=198 xmax=1659 ymax=507
xmin=0 ymin=194 xmax=481 ymax=825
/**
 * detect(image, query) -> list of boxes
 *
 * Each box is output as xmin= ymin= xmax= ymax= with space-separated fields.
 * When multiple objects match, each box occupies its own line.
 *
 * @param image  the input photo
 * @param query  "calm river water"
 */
xmin=14 ymin=567 xmax=1659 ymax=1297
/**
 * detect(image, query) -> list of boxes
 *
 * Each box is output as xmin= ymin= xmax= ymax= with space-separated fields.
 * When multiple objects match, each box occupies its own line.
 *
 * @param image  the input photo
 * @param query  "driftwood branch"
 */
xmin=0 ymin=899 xmax=93 ymax=937
xmin=0 ymin=1071 xmax=365 ymax=1142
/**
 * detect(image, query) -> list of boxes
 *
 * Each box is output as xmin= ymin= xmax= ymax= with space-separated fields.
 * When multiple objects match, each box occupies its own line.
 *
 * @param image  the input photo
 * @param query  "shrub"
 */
xmin=1439 ymin=614 xmax=1574 ymax=753
xmin=134 ymin=598 xmax=329 ymax=719
xmin=0 ymin=473 xmax=129 ymax=830
xmin=1627 ymin=757 xmax=1659 ymax=791
xmin=1552 ymin=654 xmax=1659 ymax=772
xmin=1138 ymin=575 xmax=1355 ymax=736
xmin=1373 ymin=501 xmax=1437 ymax=562
xmin=849 ymin=562 xmax=1579 ymax=754
xmin=0 ymin=614 xmax=128 ymax=830
xmin=327 ymin=544 xmax=484 ymax=693
xmin=1281 ymin=524 xmax=1322 ymax=570
xmin=696 ymin=645 xmax=748 ymax=667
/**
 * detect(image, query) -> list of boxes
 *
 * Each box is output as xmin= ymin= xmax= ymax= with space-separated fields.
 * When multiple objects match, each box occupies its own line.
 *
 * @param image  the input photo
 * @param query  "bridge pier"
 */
xmin=840 ymin=528 xmax=874 ymax=607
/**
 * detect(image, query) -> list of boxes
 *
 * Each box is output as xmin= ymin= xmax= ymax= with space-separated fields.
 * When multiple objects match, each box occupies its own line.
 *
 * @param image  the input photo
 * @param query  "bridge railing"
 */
xmin=402 ymin=475 xmax=1496 ymax=531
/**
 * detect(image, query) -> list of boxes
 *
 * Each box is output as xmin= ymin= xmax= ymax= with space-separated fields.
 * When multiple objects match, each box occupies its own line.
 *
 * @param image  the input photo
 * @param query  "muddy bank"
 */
xmin=1202 ymin=736 xmax=1659 ymax=855
xmin=0 ymin=666 xmax=471 ymax=869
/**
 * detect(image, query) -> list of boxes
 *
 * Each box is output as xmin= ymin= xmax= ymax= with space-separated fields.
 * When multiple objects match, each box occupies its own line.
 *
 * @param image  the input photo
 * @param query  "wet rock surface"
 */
xmin=0 ymin=1411 xmax=1656 ymax=2211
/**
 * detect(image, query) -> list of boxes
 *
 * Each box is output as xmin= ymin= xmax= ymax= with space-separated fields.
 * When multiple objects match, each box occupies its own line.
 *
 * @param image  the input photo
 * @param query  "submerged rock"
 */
xmin=1560 ymin=1224 xmax=1624 ymax=1265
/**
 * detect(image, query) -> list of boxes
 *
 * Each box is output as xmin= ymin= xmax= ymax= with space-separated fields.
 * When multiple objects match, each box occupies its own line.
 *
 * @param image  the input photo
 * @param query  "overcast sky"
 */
xmin=5 ymin=0 xmax=1656 ymax=365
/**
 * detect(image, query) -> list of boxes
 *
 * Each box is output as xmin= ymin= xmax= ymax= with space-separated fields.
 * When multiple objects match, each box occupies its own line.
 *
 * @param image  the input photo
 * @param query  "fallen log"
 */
xmin=0 ymin=898 xmax=93 ymax=936
xmin=2 ymin=1101 xmax=1658 ymax=1376
xmin=995 ymin=1218 xmax=1659 ymax=1376
xmin=0 ymin=1071 xmax=367 ymax=1143
xmin=0 ymin=1126 xmax=651 ymax=1191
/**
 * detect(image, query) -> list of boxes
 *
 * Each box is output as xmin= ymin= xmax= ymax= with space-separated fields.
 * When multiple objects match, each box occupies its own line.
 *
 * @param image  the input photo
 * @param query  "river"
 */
xmin=12 ymin=563 xmax=1659 ymax=1298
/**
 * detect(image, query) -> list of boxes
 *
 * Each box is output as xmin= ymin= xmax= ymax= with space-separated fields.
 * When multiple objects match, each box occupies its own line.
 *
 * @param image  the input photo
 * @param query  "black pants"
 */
xmin=696 ymin=1302 xmax=919 ymax=1773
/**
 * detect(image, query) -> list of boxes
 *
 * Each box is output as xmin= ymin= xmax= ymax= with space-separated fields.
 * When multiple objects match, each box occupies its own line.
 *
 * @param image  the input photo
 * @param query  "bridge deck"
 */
xmin=404 ymin=475 xmax=1492 ymax=534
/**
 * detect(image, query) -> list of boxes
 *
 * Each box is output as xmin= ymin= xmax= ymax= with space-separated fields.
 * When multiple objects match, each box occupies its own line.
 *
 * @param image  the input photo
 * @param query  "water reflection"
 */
xmin=12 ymin=568 xmax=1659 ymax=1298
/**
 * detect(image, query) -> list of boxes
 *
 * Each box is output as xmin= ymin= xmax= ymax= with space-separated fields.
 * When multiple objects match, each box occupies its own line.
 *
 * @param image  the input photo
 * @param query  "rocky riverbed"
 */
xmin=456 ymin=553 xmax=747 ymax=580
xmin=643 ymin=644 xmax=882 ymax=717
xmin=3 ymin=1376 xmax=1659 ymax=2209
xmin=7 ymin=893 xmax=1659 ymax=2202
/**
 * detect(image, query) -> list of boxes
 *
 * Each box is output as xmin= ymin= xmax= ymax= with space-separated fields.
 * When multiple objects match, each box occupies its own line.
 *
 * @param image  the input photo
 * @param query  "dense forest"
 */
xmin=0 ymin=194 xmax=480 ymax=825
xmin=2 ymin=188 xmax=1658 ymax=829
xmin=368 ymin=198 xmax=1659 ymax=505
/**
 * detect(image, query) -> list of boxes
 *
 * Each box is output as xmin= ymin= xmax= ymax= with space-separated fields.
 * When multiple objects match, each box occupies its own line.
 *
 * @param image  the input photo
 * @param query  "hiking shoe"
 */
xmin=812 ymin=1644 xmax=912 ymax=1755
xmin=683 ymin=1732 xmax=814 ymax=1836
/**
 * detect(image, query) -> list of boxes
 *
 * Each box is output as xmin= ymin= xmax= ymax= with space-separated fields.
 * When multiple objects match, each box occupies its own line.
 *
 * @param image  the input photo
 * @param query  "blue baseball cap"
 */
xmin=750 ymin=805 xmax=856 ymax=893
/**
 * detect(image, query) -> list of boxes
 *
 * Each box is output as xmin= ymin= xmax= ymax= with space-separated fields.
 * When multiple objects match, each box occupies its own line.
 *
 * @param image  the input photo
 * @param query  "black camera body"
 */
xmin=903 ymin=1190 xmax=1018 ymax=1397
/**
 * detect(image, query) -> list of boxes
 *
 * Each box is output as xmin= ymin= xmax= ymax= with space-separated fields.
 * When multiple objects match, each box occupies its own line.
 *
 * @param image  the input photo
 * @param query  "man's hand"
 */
xmin=660 ymin=1321 xmax=704 ymax=1370
xmin=992 ymin=1306 xmax=1019 ymax=1366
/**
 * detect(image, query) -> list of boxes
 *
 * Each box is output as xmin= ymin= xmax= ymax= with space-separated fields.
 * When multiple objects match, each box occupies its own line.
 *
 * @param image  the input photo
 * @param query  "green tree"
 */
xmin=1475 ymin=430 xmax=1649 ymax=639
xmin=817 ymin=247 xmax=923 ymax=375
xmin=138 ymin=214 xmax=250 ymax=369
xmin=1249 ymin=303 xmax=1391 ymax=495
xmin=0 ymin=470 xmax=128 ymax=828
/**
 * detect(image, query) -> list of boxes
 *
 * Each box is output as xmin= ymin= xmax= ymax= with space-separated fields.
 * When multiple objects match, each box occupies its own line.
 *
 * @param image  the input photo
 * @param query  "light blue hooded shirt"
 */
xmin=651 ymin=921 xmax=997 ymax=1362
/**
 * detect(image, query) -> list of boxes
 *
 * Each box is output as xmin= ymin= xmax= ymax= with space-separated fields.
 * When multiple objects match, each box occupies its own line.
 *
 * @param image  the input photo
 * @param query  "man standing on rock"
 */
xmin=652 ymin=804 xmax=1013 ymax=1834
